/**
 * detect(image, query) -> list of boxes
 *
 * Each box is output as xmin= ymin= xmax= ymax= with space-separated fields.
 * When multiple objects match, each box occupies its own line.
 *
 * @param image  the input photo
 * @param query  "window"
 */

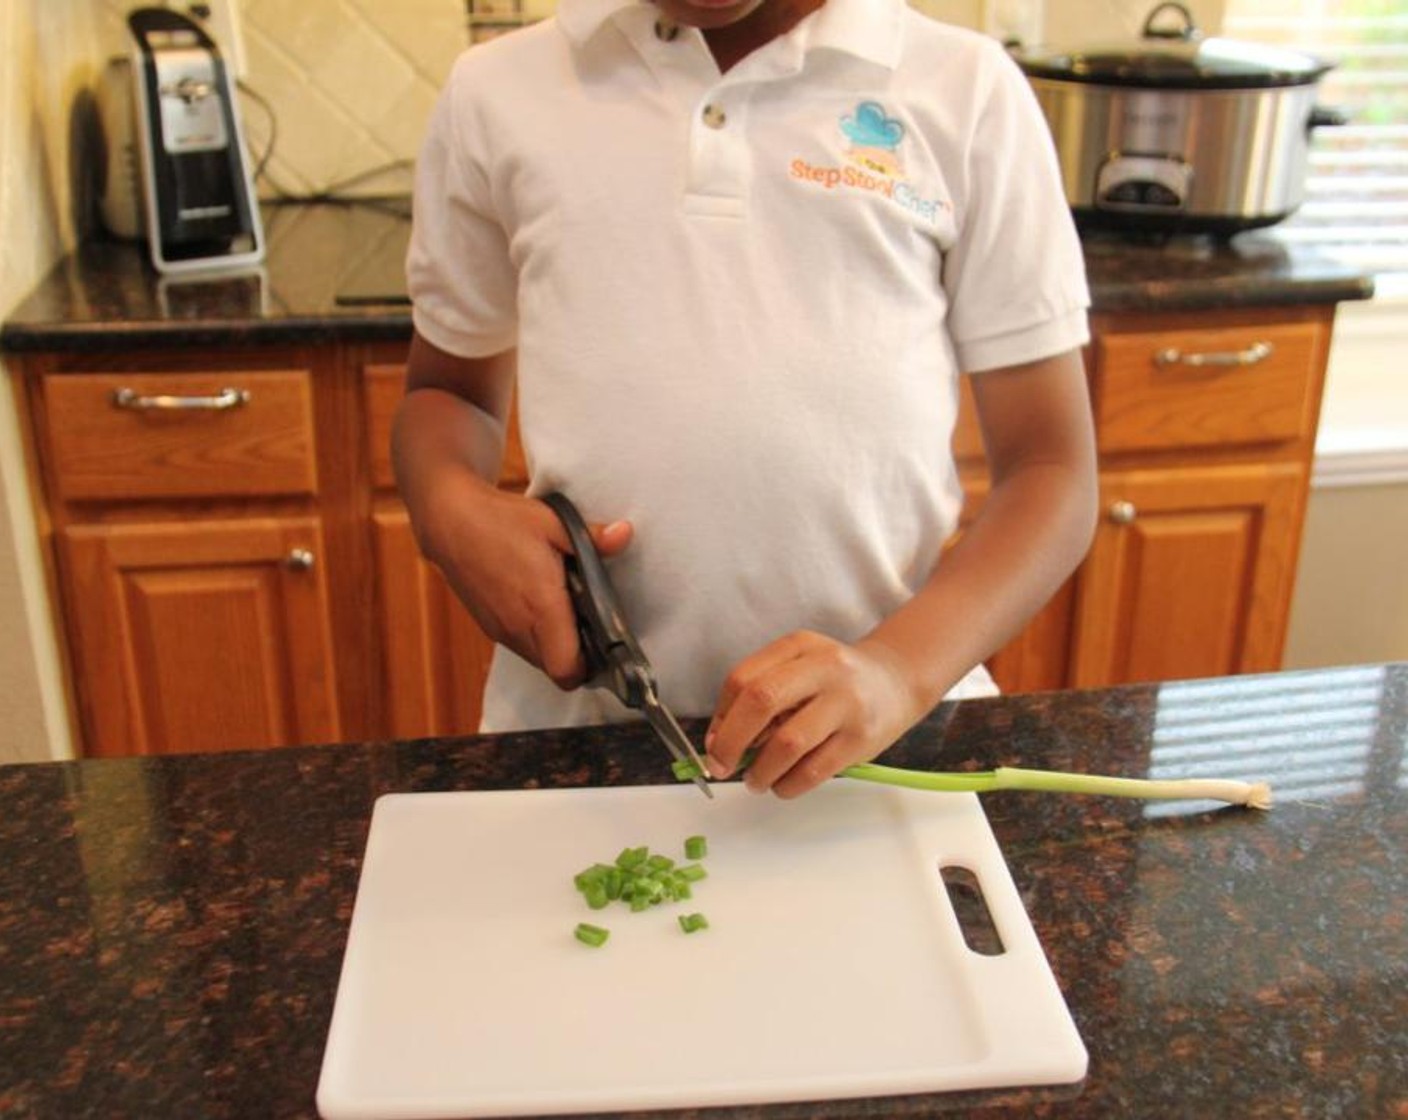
xmin=1222 ymin=2 xmax=1408 ymax=285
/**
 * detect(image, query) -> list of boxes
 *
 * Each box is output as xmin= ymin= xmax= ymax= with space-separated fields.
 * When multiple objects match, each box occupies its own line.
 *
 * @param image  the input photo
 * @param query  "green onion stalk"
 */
xmin=673 ymin=758 xmax=1271 ymax=810
xmin=843 ymin=763 xmax=1271 ymax=809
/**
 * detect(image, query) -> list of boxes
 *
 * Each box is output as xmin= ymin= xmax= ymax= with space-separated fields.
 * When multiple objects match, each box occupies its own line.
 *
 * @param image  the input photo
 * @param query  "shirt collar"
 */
xmin=556 ymin=0 xmax=638 ymax=45
xmin=556 ymin=0 xmax=904 ymax=70
xmin=802 ymin=0 xmax=903 ymax=70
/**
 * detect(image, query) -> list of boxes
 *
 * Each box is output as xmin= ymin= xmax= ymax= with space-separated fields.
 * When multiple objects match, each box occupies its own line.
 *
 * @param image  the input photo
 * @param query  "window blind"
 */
xmin=1223 ymin=4 xmax=1408 ymax=282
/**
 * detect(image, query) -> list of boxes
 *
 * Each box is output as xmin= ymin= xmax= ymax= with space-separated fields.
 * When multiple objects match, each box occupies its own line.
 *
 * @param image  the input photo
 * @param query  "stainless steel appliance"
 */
xmin=126 ymin=6 xmax=264 ymax=273
xmin=1016 ymin=2 xmax=1344 ymax=237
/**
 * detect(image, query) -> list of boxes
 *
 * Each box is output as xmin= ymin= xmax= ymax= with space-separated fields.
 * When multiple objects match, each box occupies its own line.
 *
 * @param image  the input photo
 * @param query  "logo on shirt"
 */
xmin=789 ymin=100 xmax=950 ymax=227
xmin=841 ymin=101 xmax=906 ymax=177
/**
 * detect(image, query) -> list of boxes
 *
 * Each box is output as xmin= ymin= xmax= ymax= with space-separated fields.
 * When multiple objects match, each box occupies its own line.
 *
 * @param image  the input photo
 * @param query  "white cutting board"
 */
xmin=317 ymin=783 xmax=1085 ymax=1119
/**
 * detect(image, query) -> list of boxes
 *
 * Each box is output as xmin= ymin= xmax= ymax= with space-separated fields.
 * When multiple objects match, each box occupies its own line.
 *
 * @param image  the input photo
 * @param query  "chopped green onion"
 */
xmin=574 ymin=923 xmax=610 ymax=948
xmin=616 ymin=846 xmax=648 ymax=870
xmin=583 ymin=882 xmax=609 ymax=910
xmin=671 ymin=758 xmax=700 ymax=782
xmin=673 ymin=750 xmax=755 ymax=783
xmin=573 ymin=863 xmax=611 ymax=891
xmin=573 ymin=840 xmax=717 ymax=941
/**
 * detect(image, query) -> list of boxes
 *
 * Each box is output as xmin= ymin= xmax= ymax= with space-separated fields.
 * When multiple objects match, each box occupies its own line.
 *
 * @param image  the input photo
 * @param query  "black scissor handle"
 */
xmin=542 ymin=492 xmax=649 ymax=707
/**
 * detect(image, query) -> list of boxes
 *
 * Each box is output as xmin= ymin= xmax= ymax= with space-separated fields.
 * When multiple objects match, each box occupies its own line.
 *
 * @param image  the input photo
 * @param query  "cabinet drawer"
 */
xmin=364 ymin=364 xmax=529 ymax=492
xmin=1094 ymin=320 xmax=1324 ymax=454
xmin=42 ymin=371 xmax=318 ymax=500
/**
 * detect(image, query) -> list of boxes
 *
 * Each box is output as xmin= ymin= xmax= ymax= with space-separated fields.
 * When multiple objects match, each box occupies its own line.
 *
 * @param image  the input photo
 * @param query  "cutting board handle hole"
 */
xmin=939 ymin=865 xmax=1005 ymax=957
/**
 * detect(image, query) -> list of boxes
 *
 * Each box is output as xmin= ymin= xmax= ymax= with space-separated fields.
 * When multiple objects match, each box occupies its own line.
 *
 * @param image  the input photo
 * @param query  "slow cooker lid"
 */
xmin=1017 ymin=1 xmax=1334 ymax=90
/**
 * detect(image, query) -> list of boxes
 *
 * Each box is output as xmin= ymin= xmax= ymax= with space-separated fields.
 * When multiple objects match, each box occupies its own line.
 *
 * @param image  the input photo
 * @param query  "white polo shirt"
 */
xmin=408 ymin=0 xmax=1090 ymax=732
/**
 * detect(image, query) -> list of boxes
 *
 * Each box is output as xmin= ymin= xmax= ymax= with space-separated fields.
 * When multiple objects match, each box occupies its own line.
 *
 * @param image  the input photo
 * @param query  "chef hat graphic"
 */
xmin=841 ymin=101 xmax=905 ymax=151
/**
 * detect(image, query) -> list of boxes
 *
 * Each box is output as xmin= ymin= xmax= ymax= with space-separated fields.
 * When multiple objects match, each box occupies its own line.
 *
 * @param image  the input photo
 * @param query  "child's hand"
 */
xmin=424 ymin=485 xmax=632 ymax=689
xmin=703 ymin=631 xmax=922 ymax=798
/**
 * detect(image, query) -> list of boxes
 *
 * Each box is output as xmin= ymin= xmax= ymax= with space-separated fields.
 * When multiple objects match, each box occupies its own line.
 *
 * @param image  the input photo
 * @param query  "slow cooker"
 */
xmin=1017 ymin=2 xmax=1345 ymax=237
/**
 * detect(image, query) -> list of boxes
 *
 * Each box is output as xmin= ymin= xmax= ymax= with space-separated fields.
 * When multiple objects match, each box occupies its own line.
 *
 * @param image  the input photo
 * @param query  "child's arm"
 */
xmin=391 ymin=330 xmax=632 ymax=688
xmin=704 ymin=347 xmax=1097 ymax=798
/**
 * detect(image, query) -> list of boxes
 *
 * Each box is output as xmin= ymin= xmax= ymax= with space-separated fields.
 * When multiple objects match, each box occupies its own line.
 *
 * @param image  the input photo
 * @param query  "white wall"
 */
xmin=0 ymin=0 xmax=99 ymax=763
xmin=1043 ymin=0 xmax=1227 ymax=45
xmin=1285 ymin=483 xmax=1408 ymax=670
xmin=1283 ymin=296 xmax=1408 ymax=671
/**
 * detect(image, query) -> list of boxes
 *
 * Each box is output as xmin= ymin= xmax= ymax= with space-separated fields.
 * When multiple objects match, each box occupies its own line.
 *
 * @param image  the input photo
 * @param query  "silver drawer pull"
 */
xmin=1154 ymin=341 xmax=1274 ymax=369
xmin=285 ymin=548 xmax=316 ymax=572
xmin=112 ymin=386 xmax=251 ymax=411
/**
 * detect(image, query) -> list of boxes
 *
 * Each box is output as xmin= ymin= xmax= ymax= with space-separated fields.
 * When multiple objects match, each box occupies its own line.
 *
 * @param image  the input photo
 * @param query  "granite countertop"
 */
xmin=1 ymin=663 xmax=1405 ymax=1118
xmin=0 ymin=201 xmax=1376 ymax=354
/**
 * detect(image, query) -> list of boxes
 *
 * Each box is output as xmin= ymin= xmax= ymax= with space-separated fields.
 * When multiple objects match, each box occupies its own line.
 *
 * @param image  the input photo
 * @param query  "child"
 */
xmin=393 ymin=0 xmax=1098 ymax=798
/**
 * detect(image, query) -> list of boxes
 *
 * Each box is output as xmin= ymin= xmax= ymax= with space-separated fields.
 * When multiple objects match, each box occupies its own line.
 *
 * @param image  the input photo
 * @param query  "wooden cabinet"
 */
xmin=60 ymin=516 xmax=340 ymax=756
xmin=15 ymin=353 xmax=352 ymax=757
xmin=1071 ymin=307 xmax=1329 ymax=687
xmin=371 ymin=507 xmax=494 ymax=737
xmin=1072 ymin=464 xmax=1304 ymax=686
xmin=9 ymin=301 xmax=1336 ymax=756
xmin=955 ymin=304 xmax=1331 ymax=693
xmin=364 ymin=362 xmax=525 ymax=739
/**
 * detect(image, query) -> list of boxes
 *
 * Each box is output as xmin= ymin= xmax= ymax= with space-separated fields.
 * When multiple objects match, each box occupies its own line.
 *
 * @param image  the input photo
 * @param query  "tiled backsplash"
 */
xmin=89 ymin=0 xmax=1224 ymax=199
xmin=95 ymin=0 xmax=470 ymax=198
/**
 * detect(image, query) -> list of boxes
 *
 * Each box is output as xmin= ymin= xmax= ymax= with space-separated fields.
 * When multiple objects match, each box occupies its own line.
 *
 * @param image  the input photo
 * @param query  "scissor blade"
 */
xmin=642 ymin=690 xmax=714 ymax=800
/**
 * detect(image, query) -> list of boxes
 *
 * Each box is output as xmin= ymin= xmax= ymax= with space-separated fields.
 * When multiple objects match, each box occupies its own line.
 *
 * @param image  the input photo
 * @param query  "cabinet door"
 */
xmin=986 ymin=581 xmax=1075 ymax=694
xmin=1071 ymin=464 xmax=1305 ymax=687
xmin=955 ymin=474 xmax=1075 ymax=694
xmin=61 ymin=518 xmax=341 ymax=757
xmin=372 ymin=506 xmax=494 ymax=739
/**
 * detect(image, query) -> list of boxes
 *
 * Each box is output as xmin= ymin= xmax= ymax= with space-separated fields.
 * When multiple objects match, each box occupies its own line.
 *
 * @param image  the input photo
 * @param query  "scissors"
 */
xmin=542 ymin=492 xmax=714 ymax=800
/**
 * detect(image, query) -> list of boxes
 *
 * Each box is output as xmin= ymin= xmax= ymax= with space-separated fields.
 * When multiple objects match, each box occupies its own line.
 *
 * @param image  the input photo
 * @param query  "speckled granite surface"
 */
xmin=1 ymin=664 xmax=1404 ymax=1119
xmin=1080 ymin=228 xmax=1376 ymax=313
xmin=0 ymin=201 xmax=415 ymax=353
xmin=0 ymin=202 xmax=1375 ymax=354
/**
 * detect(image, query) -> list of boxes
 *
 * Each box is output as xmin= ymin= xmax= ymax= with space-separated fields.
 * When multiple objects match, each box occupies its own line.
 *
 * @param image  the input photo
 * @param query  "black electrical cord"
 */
xmin=236 ymin=78 xmax=414 ymax=207
xmin=314 ymin=159 xmax=416 ymax=200
xmin=236 ymin=77 xmax=278 ymax=185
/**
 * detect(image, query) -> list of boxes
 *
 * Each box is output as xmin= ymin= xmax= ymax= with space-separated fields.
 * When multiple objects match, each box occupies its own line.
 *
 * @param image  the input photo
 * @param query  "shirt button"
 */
xmin=654 ymin=18 xmax=679 ymax=40
xmin=701 ymin=103 xmax=727 ymax=129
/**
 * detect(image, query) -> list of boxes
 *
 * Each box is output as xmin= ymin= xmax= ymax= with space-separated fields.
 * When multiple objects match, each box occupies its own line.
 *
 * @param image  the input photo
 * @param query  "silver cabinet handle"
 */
xmin=1154 ymin=341 xmax=1274 ymax=368
xmin=112 ymin=386 xmax=251 ymax=411
xmin=1109 ymin=500 xmax=1137 ymax=525
xmin=285 ymin=549 xmax=315 ymax=571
